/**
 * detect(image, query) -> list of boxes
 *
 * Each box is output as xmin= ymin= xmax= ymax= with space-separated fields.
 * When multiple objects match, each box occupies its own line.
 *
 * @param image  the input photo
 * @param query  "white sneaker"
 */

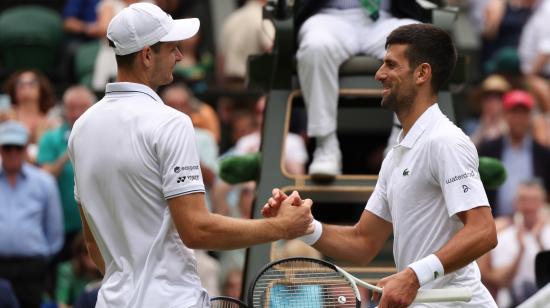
xmin=308 ymin=146 xmax=342 ymax=179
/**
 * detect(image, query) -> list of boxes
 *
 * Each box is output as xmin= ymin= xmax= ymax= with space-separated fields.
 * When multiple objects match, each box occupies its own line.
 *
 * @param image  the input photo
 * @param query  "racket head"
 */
xmin=210 ymin=296 xmax=249 ymax=308
xmin=247 ymin=257 xmax=361 ymax=308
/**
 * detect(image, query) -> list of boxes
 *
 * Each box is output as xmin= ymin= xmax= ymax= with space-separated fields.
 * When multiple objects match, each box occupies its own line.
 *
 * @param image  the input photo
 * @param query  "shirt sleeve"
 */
xmin=430 ymin=133 xmax=490 ymax=217
xmin=155 ymin=115 xmax=205 ymax=199
xmin=365 ymin=152 xmax=392 ymax=223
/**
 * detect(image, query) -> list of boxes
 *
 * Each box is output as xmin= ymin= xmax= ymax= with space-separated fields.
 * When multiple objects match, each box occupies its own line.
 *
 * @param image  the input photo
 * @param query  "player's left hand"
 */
xmin=374 ymin=268 xmax=420 ymax=308
xmin=262 ymin=188 xmax=301 ymax=217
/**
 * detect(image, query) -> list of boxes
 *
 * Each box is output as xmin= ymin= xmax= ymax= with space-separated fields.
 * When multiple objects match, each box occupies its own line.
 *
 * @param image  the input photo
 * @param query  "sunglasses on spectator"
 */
xmin=1 ymin=145 xmax=25 ymax=152
xmin=15 ymin=79 xmax=39 ymax=88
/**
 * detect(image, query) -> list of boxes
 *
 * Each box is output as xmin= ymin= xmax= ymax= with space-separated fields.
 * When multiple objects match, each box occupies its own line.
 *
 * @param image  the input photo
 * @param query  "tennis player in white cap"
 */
xmin=68 ymin=3 xmax=314 ymax=307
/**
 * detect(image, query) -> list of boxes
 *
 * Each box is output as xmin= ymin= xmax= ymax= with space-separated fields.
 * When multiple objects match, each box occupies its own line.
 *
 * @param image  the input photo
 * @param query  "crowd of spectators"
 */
xmin=1 ymin=0 xmax=550 ymax=307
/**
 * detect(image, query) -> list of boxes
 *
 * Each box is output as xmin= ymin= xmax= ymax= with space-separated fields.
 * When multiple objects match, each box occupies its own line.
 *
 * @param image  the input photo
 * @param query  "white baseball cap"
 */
xmin=107 ymin=2 xmax=200 ymax=56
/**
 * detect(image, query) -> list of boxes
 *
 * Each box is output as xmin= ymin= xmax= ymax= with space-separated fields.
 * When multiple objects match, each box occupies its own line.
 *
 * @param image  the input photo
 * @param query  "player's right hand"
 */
xmin=275 ymin=191 xmax=313 ymax=239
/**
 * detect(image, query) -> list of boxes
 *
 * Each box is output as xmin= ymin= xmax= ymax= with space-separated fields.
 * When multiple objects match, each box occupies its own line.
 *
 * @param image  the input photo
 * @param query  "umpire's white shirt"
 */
xmin=366 ymin=104 xmax=496 ymax=307
xmin=68 ymin=82 xmax=208 ymax=308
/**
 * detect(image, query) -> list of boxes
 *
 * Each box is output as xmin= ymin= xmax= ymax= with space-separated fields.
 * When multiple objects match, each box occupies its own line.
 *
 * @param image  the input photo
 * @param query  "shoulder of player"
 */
xmin=150 ymin=106 xmax=194 ymax=134
xmin=427 ymin=118 xmax=473 ymax=150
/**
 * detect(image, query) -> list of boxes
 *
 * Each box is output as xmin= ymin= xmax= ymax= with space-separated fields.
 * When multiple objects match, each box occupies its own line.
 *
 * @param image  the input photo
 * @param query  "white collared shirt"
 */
xmin=68 ymin=82 xmax=207 ymax=308
xmin=366 ymin=104 xmax=496 ymax=307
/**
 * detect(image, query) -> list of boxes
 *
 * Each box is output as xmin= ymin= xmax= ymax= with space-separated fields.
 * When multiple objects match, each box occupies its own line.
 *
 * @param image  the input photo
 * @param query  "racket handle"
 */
xmin=413 ymin=287 xmax=472 ymax=303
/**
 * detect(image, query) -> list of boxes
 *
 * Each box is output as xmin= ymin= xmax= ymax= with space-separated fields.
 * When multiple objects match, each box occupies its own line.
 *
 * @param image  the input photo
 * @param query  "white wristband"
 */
xmin=408 ymin=254 xmax=444 ymax=286
xmin=299 ymin=219 xmax=322 ymax=245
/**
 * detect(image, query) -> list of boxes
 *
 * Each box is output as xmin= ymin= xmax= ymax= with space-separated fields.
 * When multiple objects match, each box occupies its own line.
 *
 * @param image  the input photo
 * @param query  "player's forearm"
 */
xmin=183 ymin=214 xmax=282 ymax=250
xmin=313 ymin=224 xmax=379 ymax=266
xmin=436 ymin=208 xmax=497 ymax=274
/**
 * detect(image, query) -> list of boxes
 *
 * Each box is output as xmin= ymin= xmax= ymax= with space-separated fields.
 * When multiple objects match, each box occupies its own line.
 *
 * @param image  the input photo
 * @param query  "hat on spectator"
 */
xmin=0 ymin=121 xmax=29 ymax=146
xmin=107 ymin=2 xmax=200 ymax=56
xmin=485 ymin=47 xmax=520 ymax=75
xmin=481 ymin=74 xmax=511 ymax=93
xmin=503 ymin=90 xmax=535 ymax=110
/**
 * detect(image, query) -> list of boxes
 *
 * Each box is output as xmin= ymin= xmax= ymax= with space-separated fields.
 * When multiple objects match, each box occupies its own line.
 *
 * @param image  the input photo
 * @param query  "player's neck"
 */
xmin=397 ymin=94 xmax=437 ymax=137
xmin=115 ymin=68 xmax=155 ymax=90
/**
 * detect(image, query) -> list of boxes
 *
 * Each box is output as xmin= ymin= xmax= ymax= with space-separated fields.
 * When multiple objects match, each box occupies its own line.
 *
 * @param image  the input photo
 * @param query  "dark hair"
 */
xmin=108 ymin=39 xmax=163 ymax=68
xmin=385 ymin=23 xmax=457 ymax=92
xmin=3 ymin=69 xmax=55 ymax=114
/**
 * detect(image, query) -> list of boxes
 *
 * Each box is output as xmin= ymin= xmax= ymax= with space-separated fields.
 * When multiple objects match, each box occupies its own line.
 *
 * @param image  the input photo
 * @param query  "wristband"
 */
xmin=299 ymin=219 xmax=322 ymax=245
xmin=408 ymin=254 xmax=444 ymax=286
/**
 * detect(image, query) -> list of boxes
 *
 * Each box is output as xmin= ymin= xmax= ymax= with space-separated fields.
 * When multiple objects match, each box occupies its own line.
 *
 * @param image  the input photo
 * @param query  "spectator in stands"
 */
xmin=73 ymin=283 xmax=100 ymax=308
xmin=295 ymin=0 xmax=423 ymax=178
xmin=213 ymin=97 xmax=308 ymax=217
xmin=55 ymin=233 xmax=102 ymax=308
xmin=0 ymin=279 xmax=19 ymax=308
xmin=465 ymin=74 xmax=510 ymax=147
xmin=91 ymin=0 xmax=144 ymax=92
xmin=1 ymin=70 xmax=58 ymax=161
xmin=518 ymin=0 xmax=550 ymax=146
xmin=63 ymin=0 xmax=101 ymax=40
xmin=220 ymin=267 xmax=243 ymax=299
xmin=211 ymin=109 xmax=259 ymax=218
xmin=0 ymin=121 xmax=63 ymax=308
xmin=479 ymin=180 xmax=550 ymax=307
xmin=173 ymin=30 xmax=214 ymax=94
xmin=37 ymin=86 xmax=95 ymax=261
xmin=194 ymin=250 xmax=221 ymax=296
xmin=161 ymin=82 xmax=220 ymax=142
xmin=481 ymin=0 xmax=534 ymax=73
xmin=217 ymin=0 xmax=274 ymax=88
xmin=478 ymin=90 xmax=550 ymax=217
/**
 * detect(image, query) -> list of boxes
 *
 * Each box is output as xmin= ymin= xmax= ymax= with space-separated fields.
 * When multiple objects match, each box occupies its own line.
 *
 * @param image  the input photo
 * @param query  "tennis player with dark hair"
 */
xmin=264 ymin=23 xmax=498 ymax=307
xmin=68 ymin=3 xmax=313 ymax=307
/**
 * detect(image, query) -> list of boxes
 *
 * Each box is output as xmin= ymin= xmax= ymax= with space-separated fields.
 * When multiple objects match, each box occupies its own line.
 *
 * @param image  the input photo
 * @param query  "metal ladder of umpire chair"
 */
xmin=242 ymin=1 xmax=460 ymax=303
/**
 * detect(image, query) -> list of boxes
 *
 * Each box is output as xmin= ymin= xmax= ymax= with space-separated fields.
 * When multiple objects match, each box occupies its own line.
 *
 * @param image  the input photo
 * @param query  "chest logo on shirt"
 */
xmin=402 ymin=168 xmax=410 ymax=176
xmin=462 ymin=185 xmax=470 ymax=193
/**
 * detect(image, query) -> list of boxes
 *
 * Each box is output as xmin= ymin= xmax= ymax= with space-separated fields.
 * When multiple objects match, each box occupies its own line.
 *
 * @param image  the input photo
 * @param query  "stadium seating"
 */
xmin=0 ymin=5 xmax=63 ymax=75
xmin=74 ymin=40 xmax=100 ymax=89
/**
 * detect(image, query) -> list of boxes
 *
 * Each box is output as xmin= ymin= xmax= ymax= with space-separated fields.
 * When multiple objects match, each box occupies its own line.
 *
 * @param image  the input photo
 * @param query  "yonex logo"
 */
xmin=403 ymin=168 xmax=410 ymax=176
xmin=462 ymin=185 xmax=470 ymax=193
xmin=177 ymin=176 xmax=186 ymax=183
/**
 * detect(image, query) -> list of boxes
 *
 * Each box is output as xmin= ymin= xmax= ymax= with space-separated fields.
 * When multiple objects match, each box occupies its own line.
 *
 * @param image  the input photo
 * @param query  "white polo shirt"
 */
xmin=366 ymin=104 xmax=496 ymax=307
xmin=68 ymin=82 xmax=208 ymax=308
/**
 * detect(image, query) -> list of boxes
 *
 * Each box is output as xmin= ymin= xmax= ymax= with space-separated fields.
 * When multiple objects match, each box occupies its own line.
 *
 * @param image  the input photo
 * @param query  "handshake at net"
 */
xmin=261 ymin=189 xmax=318 ymax=241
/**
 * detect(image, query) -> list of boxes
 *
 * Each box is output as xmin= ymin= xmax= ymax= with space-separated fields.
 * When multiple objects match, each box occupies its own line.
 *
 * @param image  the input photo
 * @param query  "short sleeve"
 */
xmin=155 ymin=115 xmax=205 ymax=199
xmin=365 ymin=154 xmax=392 ymax=223
xmin=430 ymin=134 xmax=490 ymax=217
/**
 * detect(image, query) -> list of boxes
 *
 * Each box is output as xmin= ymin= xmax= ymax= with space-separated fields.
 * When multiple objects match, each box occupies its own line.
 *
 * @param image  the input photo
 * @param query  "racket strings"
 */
xmin=250 ymin=260 xmax=359 ymax=307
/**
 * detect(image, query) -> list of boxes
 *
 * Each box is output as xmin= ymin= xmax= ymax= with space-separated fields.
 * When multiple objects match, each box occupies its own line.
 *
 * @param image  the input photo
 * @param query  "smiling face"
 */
xmin=375 ymin=44 xmax=418 ymax=112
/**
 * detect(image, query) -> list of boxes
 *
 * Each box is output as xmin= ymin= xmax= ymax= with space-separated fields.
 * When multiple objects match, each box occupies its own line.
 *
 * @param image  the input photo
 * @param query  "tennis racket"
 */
xmin=210 ymin=296 xmax=249 ymax=308
xmin=248 ymin=257 xmax=472 ymax=307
